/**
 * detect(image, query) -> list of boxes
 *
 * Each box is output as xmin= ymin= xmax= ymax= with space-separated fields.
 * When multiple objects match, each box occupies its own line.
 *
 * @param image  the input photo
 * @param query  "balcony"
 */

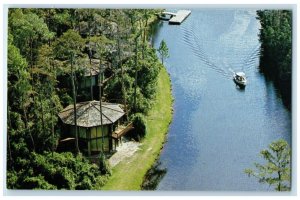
xmin=111 ymin=122 xmax=134 ymax=139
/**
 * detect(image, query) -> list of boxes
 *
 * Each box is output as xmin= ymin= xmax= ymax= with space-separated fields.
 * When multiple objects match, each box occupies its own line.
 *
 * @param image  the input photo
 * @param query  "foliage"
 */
xmin=7 ymin=8 xmax=161 ymax=190
xmin=130 ymin=113 xmax=147 ymax=141
xmin=9 ymin=9 xmax=55 ymax=66
xmin=53 ymin=29 xmax=85 ymax=60
xmin=7 ymin=34 xmax=31 ymax=111
xmin=244 ymin=139 xmax=291 ymax=191
xmin=158 ymin=39 xmax=169 ymax=64
xmin=105 ymin=45 xmax=162 ymax=114
xmin=99 ymin=152 xmax=112 ymax=175
xmin=7 ymin=33 xmax=33 ymax=164
xmin=7 ymin=152 xmax=109 ymax=190
xmin=257 ymin=10 xmax=292 ymax=108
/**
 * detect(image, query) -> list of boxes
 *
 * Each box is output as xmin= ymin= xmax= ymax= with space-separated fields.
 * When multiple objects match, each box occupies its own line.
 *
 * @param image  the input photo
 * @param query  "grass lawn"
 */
xmin=101 ymin=66 xmax=173 ymax=190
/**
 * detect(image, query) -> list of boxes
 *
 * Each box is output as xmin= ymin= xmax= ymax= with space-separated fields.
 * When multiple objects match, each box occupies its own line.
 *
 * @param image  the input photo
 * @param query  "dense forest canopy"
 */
xmin=7 ymin=8 xmax=163 ymax=189
xmin=257 ymin=10 xmax=292 ymax=109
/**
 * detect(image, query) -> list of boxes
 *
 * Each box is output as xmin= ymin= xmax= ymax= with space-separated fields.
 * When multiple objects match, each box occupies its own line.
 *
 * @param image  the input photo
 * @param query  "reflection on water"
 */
xmin=148 ymin=9 xmax=291 ymax=191
xmin=141 ymin=162 xmax=167 ymax=190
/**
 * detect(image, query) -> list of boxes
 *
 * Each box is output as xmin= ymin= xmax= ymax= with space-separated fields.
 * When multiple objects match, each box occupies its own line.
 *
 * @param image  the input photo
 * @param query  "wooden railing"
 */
xmin=111 ymin=122 xmax=134 ymax=139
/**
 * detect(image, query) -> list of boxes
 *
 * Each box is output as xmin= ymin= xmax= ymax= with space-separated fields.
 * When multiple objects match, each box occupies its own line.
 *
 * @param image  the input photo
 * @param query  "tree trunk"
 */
xmin=7 ymin=106 xmax=13 ymax=168
xmin=30 ymin=37 xmax=33 ymax=68
xmin=38 ymin=79 xmax=46 ymax=149
xmin=134 ymin=36 xmax=138 ymax=112
xmin=51 ymin=104 xmax=54 ymax=157
xmin=99 ymin=57 xmax=104 ymax=153
xmin=50 ymin=61 xmax=55 ymax=157
xmin=117 ymin=28 xmax=128 ymax=121
xmin=142 ymin=11 xmax=148 ymax=59
xmin=39 ymin=96 xmax=46 ymax=146
xmin=23 ymin=105 xmax=35 ymax=152
xmin=88 ymin=13 xmax=93 ymax=101
xmin=89 ymin=53 xmax=93 ymax=101
xmin=278 ymin=171 xmax=282 ymax=191
xmin=70 ymin=54 xmax=80 ymax=154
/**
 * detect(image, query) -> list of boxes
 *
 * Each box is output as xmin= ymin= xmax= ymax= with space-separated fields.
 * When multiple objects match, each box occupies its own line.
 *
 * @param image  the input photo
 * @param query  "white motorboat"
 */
xmin=157 ymin=13 xmax=173 ymax=21
xmin=233 ymin=72 xmax=247 ymax=87
xmin=157 ymin=11 xmax=176 ymax=21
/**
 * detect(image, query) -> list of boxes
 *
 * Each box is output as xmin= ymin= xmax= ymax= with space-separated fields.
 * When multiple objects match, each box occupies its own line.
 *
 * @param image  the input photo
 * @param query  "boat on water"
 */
xmin=233 ymin=72 xmax=247 ymax=88
xmin=157 ymin=12 xmax=174 ymax=21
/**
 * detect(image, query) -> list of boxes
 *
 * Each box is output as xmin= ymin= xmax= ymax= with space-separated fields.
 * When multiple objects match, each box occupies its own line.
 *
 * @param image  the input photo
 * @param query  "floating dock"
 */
xmin=168 ymin=10 xmax=191 ymax=25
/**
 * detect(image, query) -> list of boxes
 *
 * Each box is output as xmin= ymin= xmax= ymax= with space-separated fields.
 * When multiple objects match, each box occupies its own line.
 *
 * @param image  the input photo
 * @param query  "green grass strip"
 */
xmin=101 ymin=67 xmax=173 ymax=190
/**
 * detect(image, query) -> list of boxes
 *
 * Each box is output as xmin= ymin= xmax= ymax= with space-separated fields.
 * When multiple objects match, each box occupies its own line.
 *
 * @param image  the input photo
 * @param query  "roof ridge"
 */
xmin=91 ymin=103 xmax=113 ymax=124
xmin=101 ymin=104 xmax=124 ymax=113
xmin=73 ymin=102 xmax=92 ymax=123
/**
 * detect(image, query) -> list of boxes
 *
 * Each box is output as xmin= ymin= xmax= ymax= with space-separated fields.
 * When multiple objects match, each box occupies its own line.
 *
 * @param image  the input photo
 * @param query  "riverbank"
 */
xmin=101 ymin=66 xmax=173 ymax=190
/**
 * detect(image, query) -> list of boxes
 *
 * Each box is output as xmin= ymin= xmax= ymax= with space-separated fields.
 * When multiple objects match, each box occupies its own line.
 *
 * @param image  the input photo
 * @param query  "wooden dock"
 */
xmin=169 ymin=10 xmax=191 ymax=25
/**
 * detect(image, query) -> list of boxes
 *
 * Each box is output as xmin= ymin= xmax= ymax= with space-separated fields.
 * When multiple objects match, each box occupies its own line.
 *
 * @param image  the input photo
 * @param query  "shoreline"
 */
xmin=101 ymin=66 xmax=173 ymax=190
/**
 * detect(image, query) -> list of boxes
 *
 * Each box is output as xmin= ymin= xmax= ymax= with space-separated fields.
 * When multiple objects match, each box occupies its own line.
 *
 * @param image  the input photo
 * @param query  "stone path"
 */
xmin=108 ymin=140 xmax=141 ymax=167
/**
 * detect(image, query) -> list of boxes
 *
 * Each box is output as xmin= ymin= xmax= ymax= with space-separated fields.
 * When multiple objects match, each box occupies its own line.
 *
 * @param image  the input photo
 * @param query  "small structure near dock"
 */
xmin=159 ymin=10 xmax=191 ymax=25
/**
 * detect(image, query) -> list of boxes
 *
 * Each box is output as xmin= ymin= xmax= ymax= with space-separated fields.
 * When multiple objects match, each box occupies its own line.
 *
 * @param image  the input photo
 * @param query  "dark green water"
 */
xmin=151 ymin=9 xmax=291 ymax=191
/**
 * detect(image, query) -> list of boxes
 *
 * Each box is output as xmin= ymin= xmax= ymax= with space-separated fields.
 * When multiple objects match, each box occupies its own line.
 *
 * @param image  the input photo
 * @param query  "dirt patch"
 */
xmin=108 ymin=140 xmax=141 ymax=167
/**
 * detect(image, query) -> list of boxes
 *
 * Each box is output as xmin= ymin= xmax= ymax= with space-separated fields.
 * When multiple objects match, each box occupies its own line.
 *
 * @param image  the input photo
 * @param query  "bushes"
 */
xmin=130 ymin=113 xmax=147 ymax=141
xmin=99 ymin=152 xmax=112 ymax=175
xmin=6 ymin=152 xmax=110 ymax=190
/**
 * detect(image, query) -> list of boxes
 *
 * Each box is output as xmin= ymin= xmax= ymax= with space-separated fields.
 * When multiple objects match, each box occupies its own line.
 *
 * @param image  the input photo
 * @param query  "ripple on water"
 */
xmin=151 ymin=9 xmax=291 ymax=191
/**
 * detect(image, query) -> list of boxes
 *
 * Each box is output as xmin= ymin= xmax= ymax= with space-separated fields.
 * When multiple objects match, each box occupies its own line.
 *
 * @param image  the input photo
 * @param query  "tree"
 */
xmin=257 ymin=10 xmax=292 ymax=109
xmin=7 ymin=33 xmax=34 ymax=157
xmin=54 ymin=30 xmax=85 ymax=153
xmin=130 ymin=113 xmax=147 ymax=141
xmin=9 ymin=9 xmax=54 ymax=67
xmin=158 ymin=39 xmax=169 ymax=65
xmin=116 ymin=14 xmax=129 ymax=121
xmin=133 ymin=33 xmax=141 ymax=112
xmin=35 ymin=44 xmax=63 ymax=153
xmin=244 ymin=139 xmax=291 ymax=191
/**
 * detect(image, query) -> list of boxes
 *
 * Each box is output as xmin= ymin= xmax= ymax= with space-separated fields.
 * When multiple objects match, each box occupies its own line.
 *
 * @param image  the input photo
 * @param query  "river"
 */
xmin=150 ymin=9 xmax=291 ymax=191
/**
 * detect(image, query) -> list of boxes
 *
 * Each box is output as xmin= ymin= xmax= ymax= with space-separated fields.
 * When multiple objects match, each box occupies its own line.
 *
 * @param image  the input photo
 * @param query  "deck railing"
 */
xmin=111 ymin=122 xmax=134 ymax=139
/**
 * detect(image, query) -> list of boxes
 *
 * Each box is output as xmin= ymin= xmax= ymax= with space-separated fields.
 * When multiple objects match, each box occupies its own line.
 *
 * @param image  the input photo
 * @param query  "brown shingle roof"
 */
xmin=58 ymin=101 xmax=125 ymax=127
xmin=82 ymin=59 xmax=109 ymax=77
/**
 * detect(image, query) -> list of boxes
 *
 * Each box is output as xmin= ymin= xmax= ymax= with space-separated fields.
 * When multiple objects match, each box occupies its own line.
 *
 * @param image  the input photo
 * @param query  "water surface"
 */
xmin=152 ymin=9 xmax=291 ymax=191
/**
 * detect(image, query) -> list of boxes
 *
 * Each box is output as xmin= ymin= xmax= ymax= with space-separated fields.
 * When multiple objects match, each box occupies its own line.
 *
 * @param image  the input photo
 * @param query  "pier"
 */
xmin=168 ymin=10 xmax=191 ymax=25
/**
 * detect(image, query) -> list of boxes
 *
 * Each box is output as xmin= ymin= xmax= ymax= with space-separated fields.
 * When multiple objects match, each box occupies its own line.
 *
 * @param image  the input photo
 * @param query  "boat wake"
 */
xmin=179 ymin=11 xmax=261 ymax=82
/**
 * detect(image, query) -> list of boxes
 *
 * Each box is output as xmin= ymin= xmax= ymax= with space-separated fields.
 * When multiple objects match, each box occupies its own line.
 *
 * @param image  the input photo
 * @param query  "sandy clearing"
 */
xmin=108 ymin=140 xmax=141 ymax=167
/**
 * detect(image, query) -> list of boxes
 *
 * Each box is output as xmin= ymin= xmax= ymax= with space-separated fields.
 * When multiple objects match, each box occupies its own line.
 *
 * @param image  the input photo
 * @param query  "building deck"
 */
xmin=112 ymin=122 xmax=134 ymax=139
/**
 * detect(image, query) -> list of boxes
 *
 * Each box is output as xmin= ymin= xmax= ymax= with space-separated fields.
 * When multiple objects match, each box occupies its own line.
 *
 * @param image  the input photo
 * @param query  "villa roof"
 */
xmin=82 ymin=59 xmax=109 ymax=77
xmin=58 ymin=101 xmax=125 ymax=127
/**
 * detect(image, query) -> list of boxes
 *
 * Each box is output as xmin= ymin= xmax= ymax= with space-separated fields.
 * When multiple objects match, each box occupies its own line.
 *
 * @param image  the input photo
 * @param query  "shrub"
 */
xmin=6 ymin=152 xmax=111 ymax=190
xmin=99 ymin=152 xmax=112 ymax=175
xmin=131 ymin=113 xmax=147 ymax=141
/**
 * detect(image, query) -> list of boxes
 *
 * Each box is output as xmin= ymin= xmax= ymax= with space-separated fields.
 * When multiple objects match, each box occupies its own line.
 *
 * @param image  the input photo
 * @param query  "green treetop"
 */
xmin=158 ymin=39 xmax=169 ymax=65
xmin=245 ymin=139 xmax=291 ymax=191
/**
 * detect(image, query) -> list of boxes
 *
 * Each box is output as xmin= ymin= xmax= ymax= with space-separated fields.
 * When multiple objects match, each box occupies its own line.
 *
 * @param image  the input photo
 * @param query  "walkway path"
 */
xmin=108 ymin=140 xmax=141 ymax=167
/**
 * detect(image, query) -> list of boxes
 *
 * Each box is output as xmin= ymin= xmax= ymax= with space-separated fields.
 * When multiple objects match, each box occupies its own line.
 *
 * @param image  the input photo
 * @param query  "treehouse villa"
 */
xmin=77 ymin=58 xmax=110 ymax=100
xmin=58 ymin=100 xmax=133 ymax=156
